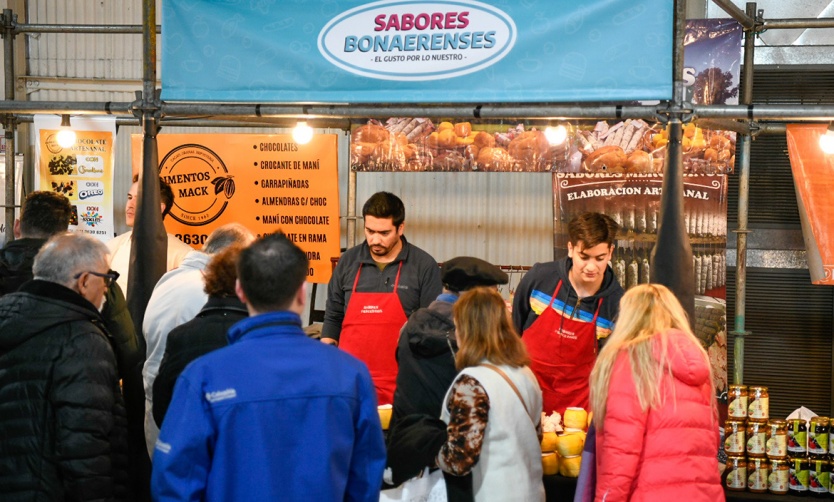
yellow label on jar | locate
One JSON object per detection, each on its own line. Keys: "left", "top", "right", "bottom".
{"left": 726, "top": 465, "right": 747, "bottom": 490}
{"left": 768, "top": 469, "right": 789, "bottom": 493}
{"left": 766, "top": 434, "right": 787, "bottom": 457}
{"left": 729, "top": 396, "right": 748, "bottom": 418}
{"left": 725, "top": 430, "right": 745, "bottom": 455}
{"left": 748, "top": 432, "right": 767, "bottom": 456}
{"left": 748, "top": 466, "right": 768, "bottom": 491}
{"left": 749, "top": 396, "right": 769, "bottom": 420}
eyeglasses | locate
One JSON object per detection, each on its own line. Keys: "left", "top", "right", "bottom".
{"left": 74, "top": 269, "right": 120, "bottom": 288}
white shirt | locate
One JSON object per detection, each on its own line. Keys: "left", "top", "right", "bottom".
{"left": 106, "top": 230, "right": 194, "bottom": 296}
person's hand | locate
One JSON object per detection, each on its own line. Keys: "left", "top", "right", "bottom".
{"left": 321, "top": 338, "right": 338, "bottom": 347}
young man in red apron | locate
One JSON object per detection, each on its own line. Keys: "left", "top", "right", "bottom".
{"left": 512, "top": 212, "right": 624, "bottom": 415}
{"left": 322, "top": 192, "right": 442, "bottom": 405}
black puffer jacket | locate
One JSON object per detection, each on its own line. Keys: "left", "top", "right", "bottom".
{"left": 0, "top": 280, "right": 128, "bottom": 501}
{"left": 152, "top": 296, "right": 248, "bottom": 427}
{"left": 391, "top": 294, "right": 459, "bottom": 427}
{"left": 0, "top": 237, "right": 47, "bottom": 295}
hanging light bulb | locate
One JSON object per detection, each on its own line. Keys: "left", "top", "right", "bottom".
{"left": 544, "top": 124, "right": 568, "bottom": 146}
{"left": 292, "top": 121, "right": 314, "bottom": 145}
{"left": 819, "top": 123, "right": 834, "bottom": 154}
{"left": 56, "top": 114, "right": 77, "bottom": 148}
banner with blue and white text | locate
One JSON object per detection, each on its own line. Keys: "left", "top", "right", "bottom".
{"left": 161, "top": 0, "right": 673, "bottom": 103}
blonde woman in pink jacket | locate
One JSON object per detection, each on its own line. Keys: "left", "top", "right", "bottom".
{"left": 589, "top": 284, "right": 722, "bottom": 501}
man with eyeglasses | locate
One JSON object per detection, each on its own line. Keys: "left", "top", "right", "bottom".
{"left": 0, "top": 232, "right": 129, "bottom": 500}
{"left": 0, "top": 190, "right": 149, "bottom": 499}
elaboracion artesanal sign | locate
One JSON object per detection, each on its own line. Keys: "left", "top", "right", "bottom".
{"left": 131, "top": 134, "right": 341, "bottom": 283}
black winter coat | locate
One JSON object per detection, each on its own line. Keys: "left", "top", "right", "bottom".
{"left": 0, "top": 237, "right": 47, "bottom": 295}
{"left": 0, "top": 280, "right": 128, "bottom": 501}
{"left": 152, "top": 296, "right": 248, "bottom": 427}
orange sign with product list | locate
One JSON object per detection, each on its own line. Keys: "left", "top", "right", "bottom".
{"left": 131, "top": 134, "right": 340, "bottom": 283}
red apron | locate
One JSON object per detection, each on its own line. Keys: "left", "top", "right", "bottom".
{"left": 339, "top": 262, "right": 406, "bottom": 405}
{"left": 522, "top": 280, "right": 602, "bottom": 415}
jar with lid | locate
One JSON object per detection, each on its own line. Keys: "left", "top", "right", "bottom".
{"left": 809, "top": 456, "right": 829, "bottom": 497}
{"left": 724, "top": 420, "right": 746, "bottom": 456}
{"left": 766, "top": 419, "right": 788, "bottom": 459}
{"left": 747, "top": 457, "right": 769, "bottom": 493}
{"left": 746, "top": 421, "right": 767, "bottom": 458}
{"left": 728, "top": 384, "right": 748, "bottom": 419}
{"left": 788, "top": 418, "right": 808, "bottom": 455}
{"left": 808, "top": 416, "right": 830, "bottom": 457}
{"left": 768, "top": 458, "right": 789, "bottom": 495}
{"left": 789, "top": 455, "right": 810, "bottom": 494}
{"left": 725, "top": 454, "right": 747, "bottom": 491}
{"left": 747, "top": 386, "right": 769, "bottom": 422}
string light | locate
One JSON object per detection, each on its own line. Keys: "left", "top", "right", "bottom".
{"left": 292, "top": 121, "right": 314, "bottom": 144}
{"left": 819, "top": 122, "right": 834, "bottom": 154}
{"left": 56, "top": 114, "right": 77, "bottom": 148}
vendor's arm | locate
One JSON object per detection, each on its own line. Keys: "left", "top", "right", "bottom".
{"left": 595, "top": 352, "right": 647, "bottom": 502}
{"left": 418, "top": 257, "right": 442, "bottom": 309}
{"left": 436, "top": 374, "right": 490, "bottom": 476}
{"left": 322, "top": 263, "right": 347, "bottom": 343}
{"left": 512, "top": 268, "right": 535, "bottom": 335}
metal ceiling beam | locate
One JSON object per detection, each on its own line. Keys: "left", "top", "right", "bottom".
{"left": 2, "top": 101, "right": 834, "bottom": 123}
{"left": 711, "top": 0, "right": 757, "bottom": 30}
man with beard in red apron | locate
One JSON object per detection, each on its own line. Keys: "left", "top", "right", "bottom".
{"left": 322, "top": 192, "right": 442, "bottom": 405}
{"left": 512, "top": 212, "right": 624, "bottom": 416}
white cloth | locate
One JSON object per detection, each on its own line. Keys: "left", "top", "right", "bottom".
{"left": 106, "top": 230, "right": 193, "bottom": 297}
{"left": 140, "top": 250, "right": 211, "bottom": 456}
{"left": 441, "top": 364, "right": 544, "bottom": 502}
{"left": 380, "top": 468, "right": 447, "bottom": 502}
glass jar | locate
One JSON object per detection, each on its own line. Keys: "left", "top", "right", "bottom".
{"left": 747, "top": 386, "right": 769, "bottom": 422}
{"left": 766, "top": 419, "right": 788, "bottom": 459}
{"left": 747, "top": 457, "right": 769, "bottom": 493}
{"left": 724, "top": 420, "right": 746, "bottom": 456}
{"left": 809, "top": 456, "right": 830, "bottom": 497}
{"left": 725, "top": 454, "right": 747, "bottom": 491}
{"left": 728, "top": 384, "right": 748, "bottom": 420}
{"left": 746, "top": 421, "right": 767, "bottom": 458}
{"left": 788, "top": 418, "right": 808, "bottom": 455}
{"left": 768, "top": 458, "right": 789, "bottom": 495}
{"left": 808, "top": 416, "right": 830, "bottom": 457}
{"left": 789, "top": 455, "right": 810, "bottom": 494}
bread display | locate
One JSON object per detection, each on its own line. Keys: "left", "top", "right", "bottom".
{"left": 350, "top": 119, "right": 565, "bottom": 172}
{"left": 350, "top": 117, "right": 736, "bottom": 174}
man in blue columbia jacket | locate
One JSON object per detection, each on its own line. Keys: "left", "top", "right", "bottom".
{"left": 151, "top": 233, "right": 386, "bottom": 501}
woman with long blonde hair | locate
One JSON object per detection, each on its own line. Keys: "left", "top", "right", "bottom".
{"left": 435, "top": 287, "right": 545, "bottom": 501}
{"left": 589, "top": 284, "right": 721, "bottom": 501}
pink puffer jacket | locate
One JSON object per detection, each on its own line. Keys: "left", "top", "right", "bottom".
{"left": 595, "top": 329, "right": 723, "bottom": 502}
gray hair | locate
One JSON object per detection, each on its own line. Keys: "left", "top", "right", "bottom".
{"left": 203, "top": 223, "right": 255, "bottom": 255}
{"left": 33, "top": 232, "right": 110, "bottom": 288}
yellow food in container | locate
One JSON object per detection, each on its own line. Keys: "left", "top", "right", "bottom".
{"left": 542, "top": 452, "right": 559, "bottom": 476}
{"left": 541, "top": 431, "right": 559, "bottom": 452}
{"left": 564, "top": 407, "right": 589, "bottom": 430}
{"left": 378, "top": 405, "right": 392, "bottom": 430}
{"left": 559, "top": 454, "right": 582, "bottom": 477}
{"left": 557, "top": 431, "right": 586, "bottom": 457}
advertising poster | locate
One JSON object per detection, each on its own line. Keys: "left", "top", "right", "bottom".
{"left": 553, "top": 172, "right": 729, "bottom": 402}
{"left": 33, "top": 115, "right": 116, "bottom": 242}
{"left": 786, "top": 124, "right": 834, "bottom": 285}
{"left": 161, "top": 0, "right": 673, "bottom": 103}
{"left": 131, "top": 134, "right": 340, "bottom": 283}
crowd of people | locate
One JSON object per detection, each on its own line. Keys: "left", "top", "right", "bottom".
{"left": 0, "top": 186, "right": 723, "bottom": 501}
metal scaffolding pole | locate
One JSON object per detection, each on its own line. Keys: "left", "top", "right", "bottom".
{"left": 2, "top": 9, "right": 16, "bottom": 245}
{"left": 732, "top": 2, "right": 760, "bottom": 386}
